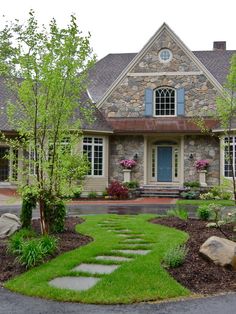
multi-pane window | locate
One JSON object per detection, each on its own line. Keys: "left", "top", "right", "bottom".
{"left": 155, "top": 87, "right": 176, "bottom": 116}
{"left": 224, "top": 137, "right": 234, "bottom": 177}
{"left": 83, "top": 137, "right": 104, "bottom": 176}
{"left": 174, "top": 148, "right": 178, "bottom": 178}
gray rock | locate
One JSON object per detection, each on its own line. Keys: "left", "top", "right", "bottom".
{"left": 199, "top": 236, "right": 236, "bottom": 269}
{"left": 0, "top": 213, "right": 21, "bottom": 239}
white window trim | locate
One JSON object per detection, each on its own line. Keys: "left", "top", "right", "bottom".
{"left": 223, "top": 136, "right": 236, "bottom": 178}
{"left": 153, "top": 87, "right": 177, "bottom": 117}
{"left": 83, "top": 136, "right": 105, "bottom": 178}
{"left": 159, "top": 48, "right": 173, "bottom": 63}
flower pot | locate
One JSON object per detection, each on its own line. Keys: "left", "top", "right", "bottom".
{"left": 198, "top": 170, "right": 207, "bottom": 187}
{"left": 122, "top": 169, "right": 131, "bottom": 183}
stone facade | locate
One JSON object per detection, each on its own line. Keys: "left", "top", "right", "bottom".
{"left": 109, "top": 135, "right": 144, "bottom": 184}
{"left": 184, "top": 135, "right": 220, "bottom": 186}
{"left": 100, "top": 31, "right": 219, "bottom": 118}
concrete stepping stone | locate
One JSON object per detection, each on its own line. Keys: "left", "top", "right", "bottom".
{"left": 123, "top": 238, "right": 144, "bottom": 242}
{"left": 117, "top": 234, "right": 130, "bottom": 237}
{"left": 114, "top": 229, "right": 131, "bottom": 233}
{"left": 95, "top": 255, "right": 133, "bottom": 262}
{"left": 73, "top": 263, "right": 119, "bottom": 274}
{"left": 112, "top": 249, "right": 151, "bottom": 255}
{"left": 49, "top": 276, "right": 100, "bottom": 291}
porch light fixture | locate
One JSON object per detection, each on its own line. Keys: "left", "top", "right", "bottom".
{"left": 133, "top": 153, "right": 138, "bottom": 160}
{"left": 189, "top": 153, "right": 194, "bottom": 160}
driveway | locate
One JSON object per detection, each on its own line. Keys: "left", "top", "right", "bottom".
{"left": 0, "top": 287, "right": 235, "bottom": 314}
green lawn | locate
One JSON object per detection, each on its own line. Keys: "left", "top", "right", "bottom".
{"left": 5, "top": 214, "right": 190, "bottom": 304}
{"left": 176, "top": 199, "right": 235, "bottom": 206}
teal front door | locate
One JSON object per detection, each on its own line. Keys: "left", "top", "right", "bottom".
{"left": 157, "top": 147, "right": 172, "bottom": 182}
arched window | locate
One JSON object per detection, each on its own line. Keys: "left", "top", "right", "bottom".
{"left": 155, "top": 87, "right": 176, "bottom": 116}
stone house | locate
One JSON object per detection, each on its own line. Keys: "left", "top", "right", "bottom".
{"left": 0, "top": 23, "right": 235, "bottom": 194}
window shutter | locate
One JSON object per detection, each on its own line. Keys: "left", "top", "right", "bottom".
{"left": 144, "top": 88, "right": 153, "bottom": 117}
{"left": 177, "top": 88, "right": 185, "bottom": 116}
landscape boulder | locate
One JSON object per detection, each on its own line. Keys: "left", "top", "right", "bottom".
{"left": 199, "top": 236, "right": 236, "bottom": 270}
{"left": 0, "top": 213, "right": 21, "bottom": 239}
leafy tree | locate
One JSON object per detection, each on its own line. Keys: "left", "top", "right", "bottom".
{"left": 0, "top": 11, "right": 95, "bottom": 233}
{"left": 194, "top": 54, "right": 236, "bottom": 203}
{"left": 216, "top": 54, "right": 236, "bottom": 202}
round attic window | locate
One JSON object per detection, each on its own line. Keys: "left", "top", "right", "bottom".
{"left": 159, "top": 49, "right": 172, "bottom": 63}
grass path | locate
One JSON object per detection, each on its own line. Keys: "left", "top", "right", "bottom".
{"left": 5, "top": 214, "right": 190, "bottom": 304}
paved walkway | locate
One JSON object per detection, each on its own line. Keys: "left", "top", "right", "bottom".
{"left": 0, "top": 287, "right": 235, "bottom": 314}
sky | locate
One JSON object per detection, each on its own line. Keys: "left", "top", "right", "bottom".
{"left": 0, "top": 0, "right": 235, "bottom": 60}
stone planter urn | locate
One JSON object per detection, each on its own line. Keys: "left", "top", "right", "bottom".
{"left": 123, "top": 169, "right": 131, "bottom": 183}
{"left": 198, "top": 170, "right": 207, "bottom": 187}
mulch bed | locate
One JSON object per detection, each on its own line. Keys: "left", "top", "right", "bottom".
{"left": 0, "top": 217, "right": 92, "bottom": 283}
{"left": 151, "top": 217, "right": 236, "bottom": 295}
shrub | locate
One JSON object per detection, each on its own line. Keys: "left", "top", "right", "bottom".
{"left": 123, "top": 180, "right": 140, "bottom": 189}
{"left": 210, "top": 185, "right": 232, "bottom": 200}
{"left": 88, "top": 191, "right": 98, "bottom": 199}
{"left": 197, "top": 205, "right": 211, "bottom": 220}
{"left": 166, "top": 208, "right": 189, "bottom": 220}
{"left": 199, "top": 192, "right": 215, "bottom": 200}
{"left": 107, "top": 181, "right": 129, "bottom": 199}
{"left": 163, "top": 244, "right": 188, "bottom": 268}
{"left": 7, "top": 228, "right": 36, "bottom": 255}
{"left": 45, "top": 196, "right": 67, "bottom": 233}
{"left": 184, "top": 181, "right": 200, "bottom": 188}
{"left": 73, "top": 187, "right": 82, "bottom": 199}
{"left": 17, "top": 239, "right": 44, "bottom": 268}
{"left": 195, "top": 159, "right": 209, "bottom": 171}
{"left": 20, "top": 186, "right": 38, "bottom": 229}
{"left": 102, "top": 190, "right": 108, "bottom": 197}
{"left": 180, "top": 190, "right": 199, "bottom": 199}
{"left": 40, "top": 235, "right": 58, "bottom": 255}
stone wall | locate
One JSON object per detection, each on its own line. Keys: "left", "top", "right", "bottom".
{"left": 109, "top": 135, "right": 144, "bottom": 184}
{"left": 101, "top": 31, "right": 218, "bottom": 118}
{"left": 184, "top": 135, "right": 220, "bottom": 186}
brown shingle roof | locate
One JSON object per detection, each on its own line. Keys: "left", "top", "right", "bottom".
{"left": 108, "top": 117, "right": 218, "bottom": 134}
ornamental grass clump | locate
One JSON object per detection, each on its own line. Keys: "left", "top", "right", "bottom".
{"left": 163, "top": 244, "right": 188, "bottom": 268}
{"left": 119, "top": 159, "right": 137, "bottom": 169}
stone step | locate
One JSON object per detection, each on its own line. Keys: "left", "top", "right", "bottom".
{"left": 49, "top": 276, "right": 100, "bottom": 291}
{"left": 73, "top": 263, "right": 119, "bottom": 275}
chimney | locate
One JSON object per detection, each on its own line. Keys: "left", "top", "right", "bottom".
{"left": 213, "top": 41, "right": 226, "bottom": 51}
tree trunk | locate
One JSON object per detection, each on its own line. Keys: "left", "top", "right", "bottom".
{"left": 39, "top": 197, "right": 48, "bottom": 235}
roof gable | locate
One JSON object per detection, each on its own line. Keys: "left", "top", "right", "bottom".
{"left": 97, "top": 23, "right": 223, "bottom": 109}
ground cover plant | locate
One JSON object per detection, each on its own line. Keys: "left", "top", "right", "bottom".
{"left": 5, "top": 214, "right": 189, "bottom": 304}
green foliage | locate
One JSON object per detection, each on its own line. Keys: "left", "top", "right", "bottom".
{"left": 102, "top": 190, "right": 108, "bottom": 197}
{"left": 180, "top": 190, "right": 199, "bottom": 199}
{"left": 184, "top": 181, "right": 200, "bottom": 188}
{"left": 166, "top": 208, "right": 189, "bottom": 221}
{"left": 20, "top": 186, "right": 38, "bottom": 229}
{"left": 163, "top": 244, "right": 188, "bottom": 268}
{"left": 7, "top": 229, "right": 36, "bottom": 255}
{"left": 208, "top": 203, "right": 224, "bottom": 222}
{"left": 9, "top": 230, "right": 58, "bottom": 268}
{"left": 197, "top": 205, "right": 211, "bottom": 220}
{"left": 17, "top": 239, "right": 44, "bottom": 268}
{"left": 210, "top": 185, "right": 232, "bottom": 200}
{"left": 45, "top": 196, "right": 67, "bottom": 233}
{"left": 0, "top": 11, "right": 95, "bottom": 234}
{"left": 39, "top": 235, "right": 58, "bottom": 255}
{"left": 88, "top": 191, "right": 98, "bottom": 199}
{"left": 123, "top": 180, "right": 140, "bottom": 189}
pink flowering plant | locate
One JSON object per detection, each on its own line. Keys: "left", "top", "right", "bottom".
{"left": 119, "top": 159, "right": 137, "bottom": 169}
{"left": 195, "top": 159, "right": 209, "bottom": 171}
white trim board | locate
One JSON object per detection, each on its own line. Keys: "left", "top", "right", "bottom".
{"left": 127, "top": 71, "right": 203, "bottom": 77}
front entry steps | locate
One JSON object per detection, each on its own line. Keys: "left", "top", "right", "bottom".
{"left": 139, "top": 185, "right": 180, "bottom": 198}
